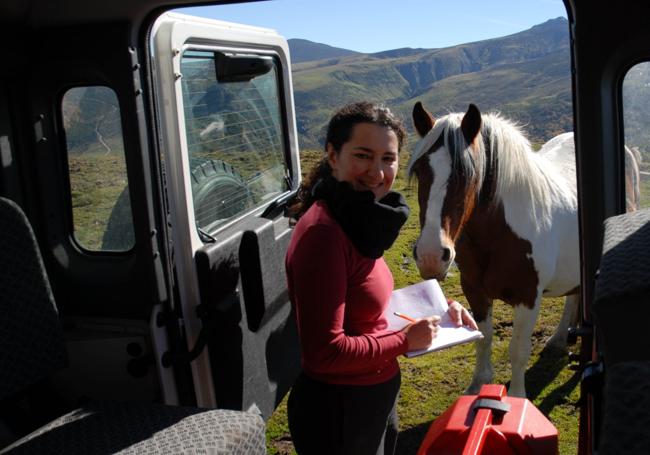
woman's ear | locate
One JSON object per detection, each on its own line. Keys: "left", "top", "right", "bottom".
{"left": 326, "top": 143, "right": 338, "bottom": 171}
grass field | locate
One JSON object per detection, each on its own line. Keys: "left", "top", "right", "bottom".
{"left": 68, "top": 149, "right": 130, "bottom": 250}
{"left": 267, "top": 149, "right": 582, "bottom": 454}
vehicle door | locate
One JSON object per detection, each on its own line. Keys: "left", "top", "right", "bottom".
{"left": 151, "top": 12, "right": 301, "bottom": 418}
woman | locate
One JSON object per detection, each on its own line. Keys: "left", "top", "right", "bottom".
{"left": 285, "top": 102, "right": 476, "bottom": 455}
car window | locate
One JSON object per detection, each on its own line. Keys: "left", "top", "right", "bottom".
{"left": 61, "top": 86, "right": 135, "bottom": 251}
{"left": 623, "top": 62, "right": 650, "bottom": 211}
{"left": 180, "top": 49, "right": 289, "bottom": 233}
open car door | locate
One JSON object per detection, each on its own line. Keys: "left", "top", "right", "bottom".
{"left": 151, "top": 12, "right": 301, "bottom": 417}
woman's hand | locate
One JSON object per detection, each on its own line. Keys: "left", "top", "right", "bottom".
{"left": 447, "top": 299, "right": 479, "bottom": 330}
{"left": 403, "top": 316, "right": 440, "bottom": 351}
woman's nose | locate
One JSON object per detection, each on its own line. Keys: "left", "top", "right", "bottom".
{"left": 367, "top": 159, "right": 384, "bottom": 178}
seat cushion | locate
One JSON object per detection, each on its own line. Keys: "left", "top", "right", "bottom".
{"left": 1, "top": 400, "right": 265, "bottom": 454}
{"left": 0, "top": 197, "right": 66, "bottom": 401}
{"left": 594, "top": 209, "right": 650, "bottom": 365}
{"left": 599, "top": 361, "right": 650, "bottom": 455}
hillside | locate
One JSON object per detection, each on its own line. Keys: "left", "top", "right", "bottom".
{"left": 287, "top": 38, "right": 361, "bottom": 64}
{"left": 392, "top": 48, "right": 572, "bottom": 142}
{"left": 292, "top": 17, "right": 572, "bottom": 149}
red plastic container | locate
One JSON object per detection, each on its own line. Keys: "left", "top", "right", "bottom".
{"left": 417, "top": 384, "right": 558, "bottom": 455}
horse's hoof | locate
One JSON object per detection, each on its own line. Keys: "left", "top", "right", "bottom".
{"left": 506, "top": 380, "right": 526, "bottom": 397}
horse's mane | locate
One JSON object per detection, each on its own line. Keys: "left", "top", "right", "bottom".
{"left": 408, "top": 112, "right": 574, "bottom": 229}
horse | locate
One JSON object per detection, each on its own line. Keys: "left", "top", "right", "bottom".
{"left": 408, "top": 102, "right": 587, "bottom": 397}
{"left": 625, "top": 145, "right": 642, "bottom": 211}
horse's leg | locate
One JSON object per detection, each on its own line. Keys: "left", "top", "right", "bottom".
{"left": 465, "top": 304, "right": 494, "bottom": 395}
{"left": 544, "top": 293, "right": 579, "bottom": 350}
{"left": 509, "top": 299, "right": 541, "bottom": 397}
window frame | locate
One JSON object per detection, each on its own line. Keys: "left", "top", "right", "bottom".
{"left": 178, "top": 45, "right": 292, "bottom": 235}
{"left": 59, "top": 84, "right": 136, "bottom": 255}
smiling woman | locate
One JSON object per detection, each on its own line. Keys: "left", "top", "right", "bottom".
{"left": 283, "top": 101, "right": 477, "bottom": 454}
{"left": 286, "top": 102, "right": 412, "bottom": 454}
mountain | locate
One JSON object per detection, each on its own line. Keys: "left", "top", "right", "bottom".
{"left": 291, "top": 17, "right": 572, "bottom": 149}
{"left": 287, "top": 38, "right": 361, "bottom": 64}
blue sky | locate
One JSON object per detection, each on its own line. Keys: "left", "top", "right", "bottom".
{"left": 180, "top": 0, "right": 567, "bottom": 53}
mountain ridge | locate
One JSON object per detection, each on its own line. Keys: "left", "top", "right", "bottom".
{"left": 287, "top": 38, "right": 361, "bottom": 64}
{"left": 290, "top": 17, "right": 572, "bottom": 149}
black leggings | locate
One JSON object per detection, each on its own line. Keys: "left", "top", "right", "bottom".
{"left": 287, "top": 371, "right": 401, "bottom": 455}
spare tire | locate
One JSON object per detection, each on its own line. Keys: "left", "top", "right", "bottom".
{"left": 102, "top": 159, "right": 251, "bottom": 250}
{"left": 190, "top": 159, "right": 253, "bottom": 230}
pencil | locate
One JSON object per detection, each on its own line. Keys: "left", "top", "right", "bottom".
{"left": 393, "top": 311, "right": 417, "bottom": 323}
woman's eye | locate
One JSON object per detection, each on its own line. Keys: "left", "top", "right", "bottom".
{"left": 354, "top": 153, "right": 371, "bottom": 159}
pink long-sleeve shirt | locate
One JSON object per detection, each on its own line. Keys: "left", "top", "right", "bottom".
{"left": 286, "top": 200, "right": 409, "bottom": 385}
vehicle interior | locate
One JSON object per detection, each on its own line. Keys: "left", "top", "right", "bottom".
{"left": 1, "top": 0, "right": 650, "bottom": 454}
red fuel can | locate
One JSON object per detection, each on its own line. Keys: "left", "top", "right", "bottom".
{"left": 417, "top": 384, "right": 558, "bottom": 455}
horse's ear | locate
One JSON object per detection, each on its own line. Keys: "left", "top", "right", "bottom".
{"left": 413, "top": 101, "right": 436, "bottom": 137}
{"left": 461, "top": 103, "right": 482, "bottom": 145}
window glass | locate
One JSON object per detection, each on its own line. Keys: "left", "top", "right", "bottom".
{"left": 62, "top": 86, "right": 135, "bottom": 251}
{"left": 180, "top": 50, "right": 288, "bottom": 232}
{"left": 623, "top": 62, "right": 650, "bottom": 211}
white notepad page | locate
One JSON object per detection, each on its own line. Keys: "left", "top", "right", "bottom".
{"left": 385, "top": 279, "right": 483, "bottom": 358}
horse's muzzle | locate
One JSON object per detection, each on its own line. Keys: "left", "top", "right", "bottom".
{"left": 415, "top": 255, "right": 452, "bottom": 281}
{"left": 417, "top": 266, "right": 450, "bottom": 281}
{"left": 414, "top": 242, "right": 455, "bottom": 281}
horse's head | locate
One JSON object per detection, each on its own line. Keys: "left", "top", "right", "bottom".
{"left": 409, "top": 102, "right": 483, "bottom": 280}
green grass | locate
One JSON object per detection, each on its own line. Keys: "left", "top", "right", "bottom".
{"left": 267, "top": 150, "right": 581, "bottom": 454}
{"left": 68, "top": 149, "right": 130, "bottom": 250}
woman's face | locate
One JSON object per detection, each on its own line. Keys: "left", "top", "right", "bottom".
{"left": 327, "top": 122, "right": 399, "bottom": 200}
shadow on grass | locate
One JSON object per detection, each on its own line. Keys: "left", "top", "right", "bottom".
{"left": 524, "top": 346, "right": 581, "bottom": 415}
{"left": 535, "top": 370, "right": 581, "bottom": 417}
{"left": 396, "top": 420, "right": 433, "bottom": 455}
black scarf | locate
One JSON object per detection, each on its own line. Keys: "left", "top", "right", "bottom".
{"left": 312, "top": 176, "right": 410, "bottom": 259}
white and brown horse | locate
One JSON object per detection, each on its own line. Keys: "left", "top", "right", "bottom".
{"left": 408, "top": 102, "right": 640, "bottom": 398}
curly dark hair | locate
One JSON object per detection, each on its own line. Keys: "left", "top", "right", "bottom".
{"left": 289, "top": 101, "right": 407, "bottom": 220}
